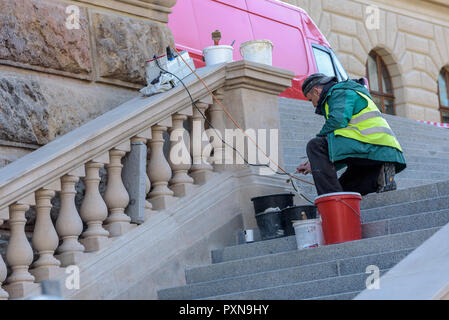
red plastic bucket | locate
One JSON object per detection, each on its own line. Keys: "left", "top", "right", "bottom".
{"left": 314, "top": 192, "right": 362, "bottom": 245}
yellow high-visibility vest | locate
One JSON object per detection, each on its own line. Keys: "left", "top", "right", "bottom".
{"left": 325, "top": 91, "right": 403, "bottom": 152}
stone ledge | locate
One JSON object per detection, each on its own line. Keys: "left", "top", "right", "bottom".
{"left": 76, "top": 0, "right": 177, "bottom": 23}
{"left": 225, "top": 60, "right": 295, "bottom": 95}
{"left": 0, "top": 64, "right": 226, "bottom": 212}
{"left": 0, "top": 140, "right": 40, "bottom": 150}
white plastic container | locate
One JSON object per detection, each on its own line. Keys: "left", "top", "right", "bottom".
{"left": 239, "top": 39, "right": 273, "bottom": 65}
{"left": 203, "top": 45, "right": 233, "bottom": 66}
{"left": 293, "top": 218, "right": 324, "bottom": 250}
{"left": 244, "top": 229, "right": 255, "bottom": 243}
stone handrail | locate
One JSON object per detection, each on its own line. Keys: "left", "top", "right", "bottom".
{"left": 0, "top": 64, "right": 225, "bottom": 212}
{"left": 0, "top": 60, "right": 294, "bottom": 299}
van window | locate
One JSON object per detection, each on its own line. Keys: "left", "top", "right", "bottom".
{"left": 331, "top": 51, "right": 348, "bottom": 81}
{"left": 312, "top": 47, "right": 336, "bottom": 77}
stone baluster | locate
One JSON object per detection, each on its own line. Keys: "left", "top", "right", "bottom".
{"left": 31, "top": 180, "right": 63, "bottom": 282}
{"left": 0, "top": 218, "right": 8, "bottom": 300}
{"left": 55, "top": 166, "right": 86, "bottom": 267}
{"left": 208, "top": 89, "right": 230, "bottom": 166}
{"left": 147, "top": 118, "right": 176, "bottom": 210}
{"left": 169, "top": 107, "right": 197, "bottom": 197}
{"left": 104, "top": 141, "right": 136, "bottom": 237}
{"left": 5, "top": 194, "right": 39, "bottom": 298}
{"left": 190, "top": 98, "right": 214, "bottom": 185}
{"left": 79, "top": 153, "right": 110, "bottom": 252}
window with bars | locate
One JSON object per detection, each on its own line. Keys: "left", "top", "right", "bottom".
{"left": 366, "top": 51, "right": 395, "bottom": 115}
{"left": 438, "top": 69, "right": 449, "bottom": 124}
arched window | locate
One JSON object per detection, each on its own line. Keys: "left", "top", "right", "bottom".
{"left": 366, "top": 51, "right": 395, "bottom": 115}
{"left": 438, "top": 68, "right": 449, "bottom": 123}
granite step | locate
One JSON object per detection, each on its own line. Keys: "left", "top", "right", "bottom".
{"left": 183, "top": 227, "right": 438, "bottom": 284}
{"left": 211, "top": 208, "right": 449, "bottom": 265}
{"left": 201, "top": 270, "right": 389, "bottom": 300}
{"left": 158, "top": 249, "right": 410, "bottom": 300}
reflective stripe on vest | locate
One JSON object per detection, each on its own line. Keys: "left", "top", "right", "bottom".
{"left": 324, "top": 90, "right": 403, "bottom": 152}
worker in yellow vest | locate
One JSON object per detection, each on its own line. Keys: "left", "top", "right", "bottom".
{"left": 296, "top": 73, "right": 406, "bottom": 196}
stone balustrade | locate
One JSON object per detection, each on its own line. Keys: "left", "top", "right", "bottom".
{"left": 0, "top": 61, "right": 294, "bottom": 299}
{"left": 0, "top": 106, "right": 220, "bottom": 298}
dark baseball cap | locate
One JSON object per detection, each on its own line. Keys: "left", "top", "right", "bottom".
{"left": 302, "top": 73, "right": 338, "bottom": 96}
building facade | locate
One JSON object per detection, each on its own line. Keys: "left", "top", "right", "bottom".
{"left": 1, "top": 0, "right": 449, "bottom": 169}
{"left": 0, "top": 0, "right": 176, "bottom": 167}
{"left": 282, "top": 0, "right": 449, "bottom": 123}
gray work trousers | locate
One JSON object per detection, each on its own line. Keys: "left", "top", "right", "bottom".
{"left": 306, "top": 137, "right": 383, "bottom": 196}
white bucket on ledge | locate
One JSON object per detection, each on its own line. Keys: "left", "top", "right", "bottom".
{"left": 203, "top": 45, "right": 234, "bottom": 66}
{"left": 239, "top": 39, "right": 273, "bottom": 66}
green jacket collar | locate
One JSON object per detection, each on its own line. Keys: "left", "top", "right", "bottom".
{"left": 318, "top": 79, "right": 372, "bottom": 114}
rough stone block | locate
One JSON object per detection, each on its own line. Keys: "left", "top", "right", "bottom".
{"left": 0, "top": 0, "right": 91, "bottom": 75}
{"left": 0, "top": 76, "right": 50, "bottom": 145}
{"left": 0, "top": 71, "right": 138, "bottom": 146}
{"left": 92, "top": 12, "right": 175, "bottom": 85}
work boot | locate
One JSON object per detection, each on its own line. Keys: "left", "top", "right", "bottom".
{"left": 377, "top": 163, "right": 397, "bottom": 193}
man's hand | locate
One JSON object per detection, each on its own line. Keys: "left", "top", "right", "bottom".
{"left": 296, "top": 161, "right": 312, "bottom": 175}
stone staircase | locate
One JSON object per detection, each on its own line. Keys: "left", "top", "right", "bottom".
{"left": 278, "top": 97, "right": 449, "bottom": 198}
{"left": 157, "top": 97, "right": 449, "bottom": 300}
{"left": 2, "top": 60, "right": 449, "bottom": 300}
{"left": 0, "top": 61, "right": 297, "bottom": 300}
{"left": 157, "top": 180, "right": 449, "bottom": 300}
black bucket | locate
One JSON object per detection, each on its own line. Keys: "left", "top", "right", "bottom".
{"left": 255, "top": 210, "right": 285, "bottom": 240}
{"left": 250, "top": 193, "right": 295, "bottom": 214}
{"left": 281, "top": 205, "right": 317, "bottom": 236}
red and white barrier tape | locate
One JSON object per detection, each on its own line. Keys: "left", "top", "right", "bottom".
{"left": 417, "top": 120, "right": 449, "bottom": 129}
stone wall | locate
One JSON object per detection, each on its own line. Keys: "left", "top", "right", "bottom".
{"left": 282, "top": 0, "right": 449, "bottom": 122}
{"left": 0, "top": 0, "right": 176, "bottom": 167}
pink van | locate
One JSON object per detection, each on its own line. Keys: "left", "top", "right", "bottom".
{"left": 168, "top": 0, "right": 349, "bottom": 100}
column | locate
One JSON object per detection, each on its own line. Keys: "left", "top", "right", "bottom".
{"left": 208, "top": 89, "right": 232, "bottom": 167}
{"left": 5, "top": 194, "right": 39, "bottom": 299}
{"left": 79, "top": 155, "right": 110, "bottom": 252}
{"left": 31, "top": 185, "right": 63, "bottom": 282}
{"left": 168, "top": 112, "right": 196, "bottom": 197}
{"left": 147, "top": 121, "right": 175, "bottom": 210}
{"left": 55, "top": 166, "right": 86, "bottom": 267}
{"left": 189, "top": 100, "right": 214, "bottom": 185}
{"left": 104, "top": 142, "right": 135, "bottom": 237}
